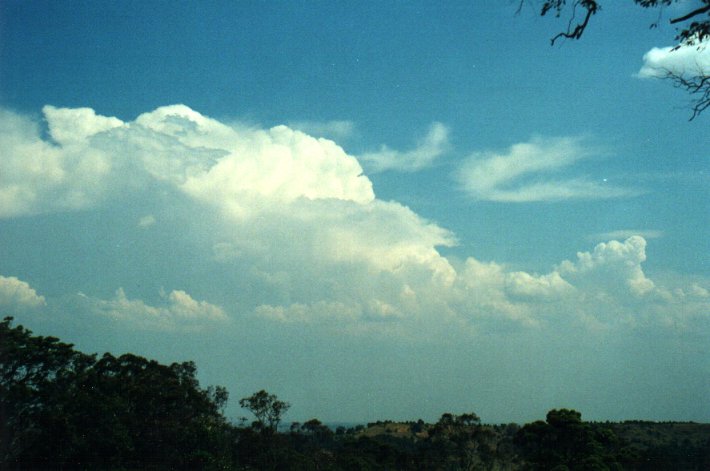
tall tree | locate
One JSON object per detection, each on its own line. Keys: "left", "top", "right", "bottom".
{"left": 1, "top": 317, "right": 232, "bottom": 470}
{"left": 239, "top": 389, "right": 290, "bottom": 433}
{"left": 516, "top": 408, "right": 632, "bottom": 469}
{"left": 0, "top": 317, "right": 94, "bottom": 467}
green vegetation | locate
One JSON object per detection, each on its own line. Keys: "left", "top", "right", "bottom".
{"left": 2, "top": 317, "right": 709, "bottom": 470}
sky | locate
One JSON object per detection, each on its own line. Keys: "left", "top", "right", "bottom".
{"left": 1, "top": 0, "right": 709, "bottom": 425}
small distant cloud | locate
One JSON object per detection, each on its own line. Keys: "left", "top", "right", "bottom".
{"left": 43, "top": 105, "right": 124, "bottom": 145}
{"left": 138, "top": 215, "right": 156, "bottom": 227}
{"left": 558, "top": 236, "right": 655, "bottom": 297}
{"left": 0, "top": 275, "right": 46, "bottom": 310}
{"left": 255, "top": 301, "right": 362, "bottom": 324}
{"left": 162, "top": 289, "right": 226, "bottom": 321}
{"left": 82, "top": 288, "right": 227, "bottom": 330}
{"left": 288, "top": 120, "right": 356, "bottom": 141}
{"left": 636, "top": 39, "right": 709, "bottom": 79}
{"left": 456, "top": 136, "right": 642, "bottom": 202}
{"left": 359, "top": 122, "right": 450, "bottom": 173}
{"left": 589, "top": 230, "right": 664, "bottom": 242}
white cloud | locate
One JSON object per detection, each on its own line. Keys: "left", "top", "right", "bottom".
{"left": 288, "top": 120, "right": 356, "bottom": 140}
{"left": 637, "top": 39, "right": 709, "bottom": 79}
{"left": 82, "top": 288, "right": 226, "bottom": 330}
{"left": 255, "top": 301, "right": 363, "bottom": 323}
{"left": 0, "top": 105, "right": 373, "bottom": 219}
{"left": 0, "top": 104, "right": 457, "bottom": 327}
{"left": 138, "top": 214, "right": 156, "bottom": 227}
{"left": 0, "top": 275, "right": 46, "bottom": 310}
{"left": 448, "top": 257, "right": 578, "bottom": 329}
{"left": 446, "top": 236, "right": 707, "bottom": 330}
{"left": 0, "top": 108, "right": 106, "bottom": 217}
{"left": 314, "top": 199, "right": 456, "bottom": 278}
{"left": 246, "top": 234, "right": 701, "bottom": 332}
{"left": 589, "top": 229, "right": 664, "bottom": 242}
{"left": 163, "top": 289, "right": 227, "bottom": 320}
{"left": 456, "top": 136, "right": 642, "bottom": 202}
{"left": 689, "top": 283, "right": 709, "bottom": 298}
{"left": 179, "top": 124, "right": 374, "bottom": 217}
{"left": 2, "top": 105, "right": 708, "bottom": 336}
{"left": 452, "top": 257, "right": 534, "bottom": 326}
{"left": 558, "top": 236, "right": 655, "bottom": 296}
{"left": 359, "top": 122, "right": 449, "bottom": 172}
{"left": 506, "top": 271, "right": 574, "bottom": 300}
{"left": 43, "top": 105, "right": 125, "bottom": 145}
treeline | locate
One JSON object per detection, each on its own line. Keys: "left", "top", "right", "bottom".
{"left": 1, "top": 317, "right": 232, "bottom": 469}
{"left": 2, "top": 317, "right": 709, "bottom": 470}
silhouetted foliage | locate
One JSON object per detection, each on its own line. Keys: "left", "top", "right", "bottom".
{"left": 515, "top": 408, "right": 637, "bottom": 470}
{"left": 1, "top": 317, "right": 93, "bottom": 468}
{"left": 524, "top": 1, "right": 709, "bottom": 45}
{"left": 521, "top": 0, "right": 710, "bottom": 119}
{"left": 239, "top": 389, "right": 290, "bottom": 433}
{"left": 3, "top": 317, "right": 709, "bottom": 470}
{"left": 1, "top": 317, "right": 231, "bottom": 470}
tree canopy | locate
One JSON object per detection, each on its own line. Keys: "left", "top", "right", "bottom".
{"left": 515, "top": 408, "right": 636, "bottom": 469}
{"left": 3, "top": 317, "right": 708, "bottom": 469}
{"left": 239, "top": 389, "right": 291, "bottom": 433}
{"left": 1, "top": 317, "right": 232, "bottom": 470}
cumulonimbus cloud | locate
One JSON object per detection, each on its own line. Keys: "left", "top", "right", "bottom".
{"left": 359, "top": 122, "right": 449, "bottom": 172}
{"left": 455, "top": 136, "right": 642, "bottom": 202}
{"left": 0, "top": 105, "right": 374, "bottom": 218}
{"left": 1, "top": 105, "right": 706, "bottom": 335}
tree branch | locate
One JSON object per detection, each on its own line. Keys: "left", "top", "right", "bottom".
{"left": 542, "top": 1, "right": 600, "bottom": 45}
{"left": 660, "top": 69, "right": 710, "bottom": 120}
{"left": 670, "top": 4, "right": 710, "bottom": 25}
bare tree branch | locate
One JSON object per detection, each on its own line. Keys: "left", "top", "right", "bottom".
{"left": 662, "top": 70, "right": 710, "bottom": 120}
{"left": 538, "top": 1, "right": 601, "bottom": 45}
{"left": 670, "top": 4, "right": 710, "bottom": 25}
{"left": 550, "top": 4, "right": 596, "bottom": 45}
{"left": 528, "top": 0, "right": 710, "bottom": 118}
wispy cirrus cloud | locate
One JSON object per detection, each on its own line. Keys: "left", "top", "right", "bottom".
{"left": 455, "top": 136, "right": 642, "bottom": 202}
{"left": 359, "top": 122, "right": 449, "bottom": 173}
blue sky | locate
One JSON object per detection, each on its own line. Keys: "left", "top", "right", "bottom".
{"left": 1, "top": 0, "right": 709, "bottom": 424}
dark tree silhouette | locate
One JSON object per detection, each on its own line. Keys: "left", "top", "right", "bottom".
{"left": 521, "top": 0, "right": 710, "bottom": 119}
{"left": 0, "top": 317, "right": 232, "bottom": 470}
{"left": 4, "top": 317, "right": 708, "bottom": 469}
{"left": 239, "top": 389, "right": 290, "bottom": 433}
{"left": 515, "top": 408, "right": 634, "bottom": 469}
